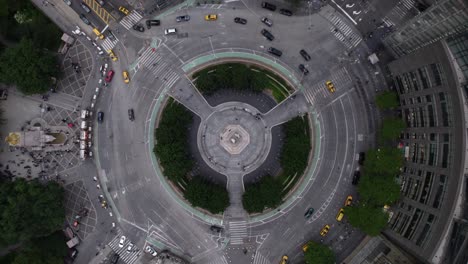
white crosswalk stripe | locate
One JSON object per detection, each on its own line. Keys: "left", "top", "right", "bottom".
{"left": 253, "top": 252, "right": 270, "bottom": 264}
{"left": 229, "top": 220, "right": 247, "bottom": 245}
{"left": 325, "top": 14, "right": 362, "bottom": 50}
{"left": 302, "top": 67, "right": 352, "bottom": 105}
{"left": 120, "top": 10, "right": 143, "bottom": 30}
{"left": 381, "top": 0, "right": 415, "bottom": 28}
{"left": 101, "top": 38, "right": 118, "bottom": 52}
{"left": 108, "top": 231, "right": 141, "bottom": 264}
{"left": 196, "top": 4, "right": 226, "bottom": 9}
{"left": 204, "top": 255, "right": 229, "bottom": 264}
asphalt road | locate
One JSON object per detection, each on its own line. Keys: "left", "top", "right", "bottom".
{"left": 33, "top": 0, "right": 393, "bottom": 263}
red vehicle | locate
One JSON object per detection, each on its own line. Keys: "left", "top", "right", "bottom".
{"left": 105, "top": 70, "right": 115, "bottom": 82}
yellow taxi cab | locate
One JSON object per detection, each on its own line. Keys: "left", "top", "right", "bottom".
{"left": 108, "top": 50, "right": 118, "bottom": 61}
{"left": 345, "top": 195, "right": 353, "bottom": 206}
{"left": 280, "top": 255, "right": 288, "bottom": 264}
{"left": 205, "top": 14, "right": 218, "bottom": 21}
{"left": 119, "top": 6, "right": 130, "bottom": 15}
{"left": 320, "top": 224, "right": 330, "bottom": 237}
{"left": 93, "top": 28, "right": 105, "bottom": 40}
{"left": 122, "top": 71, "right": 130, "bottom": 83}
{"left": 325, "top": 80, "right": 336, "bottom": 93}
{"left": 336, "top": 208, "right": 345, "bottom": 222}
{"left": 302, "top": 243, "right": 309, "bottom": 252}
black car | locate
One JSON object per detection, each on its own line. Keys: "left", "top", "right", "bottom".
{"left": 234, "top": 17, "right": 247, "bottom": 24}
{"left": 128, "top": 109, "right": 135, "bottom": 121}
{"left": 299, "top": 64, "right": 309, "bottom": 75}
{"left": 304, "top": 207, "right": 315, "bottom": 219}
{"left": 106, "top": 30, "right": 116, "bottom": 41}
{"left": 352, "top": 171, "right": 361, "bottom": 185}
{"left": 261, "top": 2, "right": 276, "bottom": 11}
{"left": 79, "top": 14, "right": 90, "bottom": 25}
{"left": 300, "top": 49, "right": 311, "bottom": 61}
{"left": 110, "top": 253, "right": 119, "bottom": 264}
{"left": 97, "top": 112, "right": 104, "bottom": 123}
{"left": 358, "top": 152, "right": 365, "bottom": 165}
{"left": 279, "top": 8, "right": 293, "bottom": 16}
{"left": 176, "top": 15, "right": 190, "bottom": 22}
{"left": 261, "top": 29, "right": 274, "bottom": 41}
{"left": 146, "top": 19, "right": 160, "bottom": 29}
{"left": 210, "top": 225, "right": 223, "bottom": 233}
{"left": 267, "top": 47, "right": 282, "bottom": 57}
{"left": 132, "top": 24, "right": 145, "bottom": 32}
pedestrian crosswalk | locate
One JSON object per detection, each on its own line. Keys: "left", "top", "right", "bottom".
{"left": 195, "top": 4, "right": 226, "bottom": 9}
{"left": 108, "top": 231, "right": 141, "bottom": 264}
{"left": 302, "top": 67, "right": 352, "bottom": 105}
{"left": 324, "top": 13, "right": 362, "bottom": 50}
{"left": 204, "top": 255, "right": 229, "bottom": 264}
{"left": 120, "top": 10, "right": 143, "bottom": 30}
{"left": 382, "top": 0, "right": 416, "bottom": 27}
{"left": 101, "top": 38, "right": 119, "bottom": 52}
{"left": 228, "top": 220, "right": 247, "bottom": 245}
{"left": 252, "top": 252, "right": 270, "bottom": 264}
{"left": 133, "top": 46, "right": 181, "bottom": 87}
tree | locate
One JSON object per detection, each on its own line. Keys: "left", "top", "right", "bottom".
{"left": 280, "top": 116, "right": 311, "bottom": 176}
{"left": 379, "top": 117, "right": 406, "bottom": 143}
{"left": 0, "top": 179, "right": 65, "bottom": 244}
{"left": 243, "top": 176, "right": 283, "bottom": 213}
{"left": 0, "top": 38, "right": 57, "bottom": 95}
{"left": 358, "top": 174, "right": 401, "bottom": 206}
{"left": 12, "top": 231, "right": 67, "bottom": 264}
{"left": 376, "top": 91, "right": 399, "bottom": 110}
{"left": 304, "top": 241, "right": 335, "bottom": 264}
{"left": 363, "top": 147, "right": 404, "bottom": 177}
{"left": 346, "top": 204, "right": 389, "bottom": 236}
{"left": 184, "top": 177, "right": 229, "bottom": 214}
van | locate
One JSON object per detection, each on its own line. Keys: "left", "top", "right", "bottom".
{"left": 336, "top": 208, "right": 345, "bottom": 221}
{"left": 164, "top": 28, "right": 177, "bottom": 35}
{"left": 93, "top": 28, "right": 104, "bottom": 40}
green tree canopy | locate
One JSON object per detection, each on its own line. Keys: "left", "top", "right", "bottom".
{"left": 243, "top": 176, "right": 283, "bottom": 213}
{"left": 12, "top": 231, "right": 67, "bottom": 264}
{"left": 304, "top": 241, "right": 335, "bottom": 264}
{"left": 346, "top": 204, "right": 389, "bottom": 236}
{"left": 0, "top": 179, "right": 65, "bottom": 244}
{"left": 358, "top": 173, "right": 401, "bottom": 206}
{"left": 280, "top": 116, "right": 311, "bottom": 177}
{"left": 183, "top": 177, "right": 229, "bottom": 214}
{"left": 375, "top": 91, "right": 399, "bottom": 110}
{"left": 155, "top": 99, "right": 193, "bottom": 182}
{"left": 379, "top": 117, "right": 406, "bottom": 143}
{"left": 0, "top": 38, "right": 57, "bottom": 95}
{"left": 363, "top": 147, "right": 404, "bottom": 177}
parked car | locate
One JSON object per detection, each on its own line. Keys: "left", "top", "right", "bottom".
{"left": 261, "top": 2, "right": 276, "bottom": 11}
{"left": 352, "top": 170, "right": 361, "bottom": 185}
{"left": 146, "top": 19, "right": 160, "bottom": 29}
{"left": 261, "top": 17, "right": 273, "bottom": 27}
{"left": 345, "top": 195, "right": 353, "bottom": 206}
{"left": 210, "top": 225, "right": 223, "bottom": 233}
{"left": 176, "top": 15, "right": 190, "bottom": 22}
{"left": 300, "top": 49, "right": 311, "bottom": 61}
{"left": 234, "top": 17, "right": 247, "bottom": 24}
{"left": 267, "top": 47, "right": 282, "bottom": 57}
{"left": 299, "top": 64, "right": 309, "bottom": 75}
{"left": 279, "top": 8, "right": 293, "bottom": 16}
{"left": 81, "top": 3, "right": 91, "bottom": 13}
{"left": 105, "top": 70, "right": 115, "bottom": 82}
{"left": 132, "top": 24, "right": 145, "bottom": 32}
{"left": 79, "top": 14, "right": 90, "bottom": 25}
{"left": 261, "top": 29, "right": 274, "bottom": 41}
{"left": 358, "top": 152, "right": 366, "bottom": 165}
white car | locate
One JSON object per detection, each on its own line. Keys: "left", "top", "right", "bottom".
{"left": 164, "top": 28, "right": 177, "bottom": 35}
{"left": 119, "top": 236, "right": 126, "bottom": 247}
{"left": 145, "top": 246, "right": 158, "bottom": 257}
{"left": 127, "top": 242, "right": 134, "bottom": 252}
